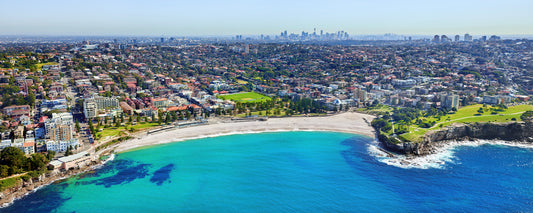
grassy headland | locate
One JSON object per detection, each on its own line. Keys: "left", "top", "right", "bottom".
{"left": 370, "top": 104, "right": 533, "bottom": 143}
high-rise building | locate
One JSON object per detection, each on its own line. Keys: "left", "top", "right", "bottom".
{"left": 489, "top": 35, "right": 501, "bottom": 41}
{"left": 464, "top": 33, "right": 472, "bottom": 42}
{"left": 441, "top": 94, "right": 459, "bottom": 110}
{"left": 433, "top": 35, "right": 440, "bottom": 42}
{"left": 92, "top": 96, "right": 119, "bottom": 110}
{"left": 455, "top": 35, "right": 460, "bottom": 42}
{"left": 481, "top": 36, "right": 487, "bottom": 42}
{"left": 83, "top": 101, "right": 97, "bottom": 118}
{"left": 354, "top": 88, "right": 367, "bottom": 102}
{"left": 45, "top": 113, "right": 75, "bottom": 142}
{"left": 83, "top": 95, "right": 119, "bottom": 118}
{"left": 244, "top": 44, "right": 250, "bottom": 54}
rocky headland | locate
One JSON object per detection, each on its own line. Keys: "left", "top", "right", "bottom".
{"left": 379, "top": 122, "right": 533, "bottom": 156}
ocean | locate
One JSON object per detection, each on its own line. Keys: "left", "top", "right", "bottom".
{"left": 3, "top": 131, "right": 533, "bottom": 212}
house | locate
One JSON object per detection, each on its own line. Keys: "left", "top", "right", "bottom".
{"left": 119, "top": 102, "right": 134, "bottom": 115}
{"left": 22, "top": 142, "right": 35, "bottom": 155}
{"left": 3, "top": 105, "right": 31, "bottom": 118}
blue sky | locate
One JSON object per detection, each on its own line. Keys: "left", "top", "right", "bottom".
{"left": 1, "top": 0, "right": 531, "bottom": 36}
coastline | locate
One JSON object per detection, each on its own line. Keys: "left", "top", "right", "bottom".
{"left": 370, "top": 138, "right": 533, "bottom": 169}
{"left": 0, "top": 112, "right": 375, "bottom": 207}
{"left": 113, "top": 112, "right": 376, "bottom": 153}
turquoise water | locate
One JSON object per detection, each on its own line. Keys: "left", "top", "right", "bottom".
{"left": 4, "top": 131, "right": 533, "bottom": 212}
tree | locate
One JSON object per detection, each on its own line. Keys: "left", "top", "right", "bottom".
{"left": 28, "top": 153, "right": 49, "bottom": 171}
{"left": 27, "top": 91, "right": 36, "bottom": 107}
{"left": 0, "top": 147, "right": 26, "bottom": 174}
{"left": 75, "top": 120, "right": 80, "bottom": 132}
{"left": 165, "top": 113, "right": 170, "bottom": 124}
{"left": 23, "top": 126, "right": 27, "bottom": 139}
{"left": 65, "top": 146, "right": 73, "bottom": 156}
{"left": 46, "top": 151, "right": 56, "bottom": 161}
{"left": 521, "top": 111, "right": 533, "bottom": 122}
{"left": 0, "top": 165, "right": 9, "bottom": 178}
{"left": 9, "top": 130, "right": 15, "bottom": 143}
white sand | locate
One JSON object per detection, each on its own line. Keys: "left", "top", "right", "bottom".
{"left": 113, "top": 112, "right": 375, "bottom": 153}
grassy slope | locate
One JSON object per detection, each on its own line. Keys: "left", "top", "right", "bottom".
{"left": 401, "top": 104, "right": 533, "bottom": 142}
{"left": 0, "top": 176, "right": 20, "bottom": 191}
{"left": 97, "top": 122, "right": 160, "bottom": 139}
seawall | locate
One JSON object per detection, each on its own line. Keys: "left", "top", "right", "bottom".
{"left": 379, "top": 122, "right": 533, "bottom": 156}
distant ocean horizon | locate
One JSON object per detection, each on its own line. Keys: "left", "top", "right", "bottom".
{"left": 4, "top": 131, "right": 533, "bottom": 212}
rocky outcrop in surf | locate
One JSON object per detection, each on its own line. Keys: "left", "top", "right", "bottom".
{"left": 378, "top": 122, "right": 533, "bottom": 156}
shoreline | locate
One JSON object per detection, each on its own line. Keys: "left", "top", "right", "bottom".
{"left": 2, "top": 112, "right": 532, "bottom": 207}
{"left": 112, "top": 112, "right": 376, "bottom": 153}
{"left": 0, "top": 112, "right": 376, "bottom": 207}
{"left": 370, "top": 138, "right": 533, "bottom": 169}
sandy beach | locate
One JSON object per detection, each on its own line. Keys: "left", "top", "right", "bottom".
{"left": 113, "top": 112, "right": 375, "bottom": 153}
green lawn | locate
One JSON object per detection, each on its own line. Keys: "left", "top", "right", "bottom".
{"left": 97, "top": 122, "right": 160, "bottom": 139}
{"left": 220, "top": 92, "right": 271, "bottom": 103}
{"left": 36, "top": 62, "right": 59, "bottom": 70}
{"left": 401, "top": 104, "right": 533, "bottom": 142}
{"left": 357, "top": 104, "right": 393, "bottom": 113}
{"left": 236, "top": 80, "right": 248, "bottom": 84}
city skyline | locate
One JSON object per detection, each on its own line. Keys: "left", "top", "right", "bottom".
{"left": 1, "top": 0, "right": 532, "bottom": 36}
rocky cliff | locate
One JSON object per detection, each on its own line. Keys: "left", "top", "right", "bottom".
{"left": 379, "top": 122, "right": 533, "bottom": 156}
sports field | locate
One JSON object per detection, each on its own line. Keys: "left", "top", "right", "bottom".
{"left": 220, "top": 92, "right": 271, "bottom": 103}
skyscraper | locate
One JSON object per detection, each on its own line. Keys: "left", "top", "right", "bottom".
{"left": 464, "top": 33, "right": 472, "bottom": 41}
{"left": 433, "top": 35, "right": 440, "bottom": 42}
{"left": 455, "top": 35, "right": 460, "bottom": 42}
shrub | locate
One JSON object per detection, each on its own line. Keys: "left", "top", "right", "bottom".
{"left": 0, "top": 177, "right": 19, "bottom": 191}
{"left": 20, "top": 175, "right": 31, "bottom": 182}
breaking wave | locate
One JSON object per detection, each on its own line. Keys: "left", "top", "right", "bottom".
{"left": 368, "top": 139, "right": 533, "bottom": 169}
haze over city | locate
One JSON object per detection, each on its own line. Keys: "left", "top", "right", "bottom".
{"left": 1, "top": 0, "right": 532, "bottom": 36}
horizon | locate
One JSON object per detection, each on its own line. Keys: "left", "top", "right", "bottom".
{"left": 1, "top": 0, "right": 532, "bottom": 36}
{"left": 1, "top": 33, "right": 532, "bottom": 40}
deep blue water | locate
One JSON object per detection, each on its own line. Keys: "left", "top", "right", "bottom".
{"left": 3, "top": 131, "right": 533, "bottom": 212}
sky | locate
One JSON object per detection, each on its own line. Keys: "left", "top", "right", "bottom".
{"left": 1, "top": 0, "right": 532, "bottom": 36}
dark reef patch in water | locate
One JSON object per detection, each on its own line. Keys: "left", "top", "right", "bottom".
{"left": 150, "top": 164, "right": 175, "bottom": 186}
{"left": 78, "top": 159, "right": 151, "bottom": 188}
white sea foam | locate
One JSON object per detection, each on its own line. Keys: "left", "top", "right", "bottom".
{"left": 368, "top": 139, "right": 533, "bottom": 170}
